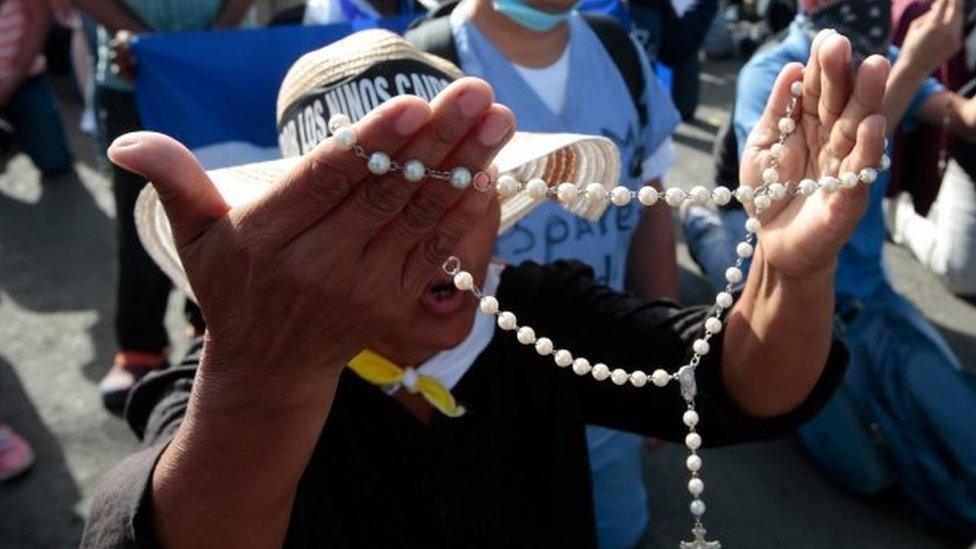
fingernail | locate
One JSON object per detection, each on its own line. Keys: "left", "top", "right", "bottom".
{"left": 477, "top": 112, "right": 513, "bottom": 147}
{"left": 395, "top": 104, "right": 428, "bottom": 136}
{"left": 458, "top": 89, "right": 490, "bottom": 118}
{"left": 110, "top": 134, "right": 140, "bottom": 150}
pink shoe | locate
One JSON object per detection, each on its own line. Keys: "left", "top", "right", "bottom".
{"left": 0, "top": 424, "right": 34, "bottom": 482}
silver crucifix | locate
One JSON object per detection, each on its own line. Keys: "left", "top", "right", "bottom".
{"left": 675, "top": 364, "right": 697, "bottom": 402}
{"left": 679, "top": 524, "right": 721, "bottom": 549}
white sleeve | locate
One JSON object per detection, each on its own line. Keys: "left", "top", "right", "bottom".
{"left": 641, "top": 136, "right": 677, "bottom": 183}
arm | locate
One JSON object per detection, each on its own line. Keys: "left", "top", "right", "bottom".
{"left": 0, "top": 0, "right": 52, "bottom": 103}
{"left": 212, "top": 0, "right": 258, "bottom": 29}
{"left": 84, "top": 79, "right": 514, "bottom": 548}
{"left": 883, "top": 0, "right": 963, "bottom": 136}
{"left": 626, "top": 178, "right": 678, "bottom": 300}
{"left": 915, "top": 90, "right": 976, "bottom": 143}
{"left": 71, "top": 0, "right": 149, "bottom": 32}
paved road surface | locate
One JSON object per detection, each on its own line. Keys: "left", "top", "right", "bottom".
{"left": 1, "top": 62, "right": 973, "bottom": 548}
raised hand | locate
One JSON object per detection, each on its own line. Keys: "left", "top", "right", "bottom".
{"left": 107, "top": 78, "right": 515, "bottom": 398}
{"left": 739, "top": 31, "right": 890, "bottom": 281}
{"left": 900, "top": 0, "right": 964, "bottom": 77}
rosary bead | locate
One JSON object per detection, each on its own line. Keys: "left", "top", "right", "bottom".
{"left": 712, "top": 186, "right": 732, "bottom": 206}
{"left": 367, "top": 151, "right": 391, "bottom": 175}
{"left": 554, "top": 349, "right": 573, "bottom": 367}
{"left": 683, "top": 409, "right": 700, "bottom": 428}
{"left": 688, "top": 478, "right": 704, "bottom": 497}
{"left": 685, "top": 432, "right": 702, "bottom": 450}
{"left": 611, "top": 186, "right": 632, "bottom": 206}
{"left": 557, "top": 182, "right": 577, "bottom": 203}
{"left": 497, "top": 311, "right": 517, "bottom": 331}
{"left": 881, "top": 154, "right": 891, "bottom": 171}
{"left": 771, "top": 142, "right": 785, "bottom": 158}
{"left": 453, "top": 271, "right": 474, "bottom": 291}
{"left": 665, "top": 187, "right": 686, "bottom": 207}
{"left": 333, "top": 127, "right": 357, "bottom": 151}
{"left": 637, "top": 186, "right": 659, "bottom": 206}
{"left": 527, "top": 178, "right": 548, "bottom": 200}
{"left": 725, "top": 267, "right": 743, "bottom": 284}
{"left": 762, "top": 167, "right": 779, "bottom": 185}
{"left": 690, "top": 186, "right": 711, "bottom": 205}
{"left": 754, "top": 194, "right": 772, "bottom": 211}
{"left": 744, "top": 217, "right": 761, "bottom": 234}
{"left": 798, "top": 178, "right": 818, "bottom": 196}
{"left": 736, "top": 186, "right": 755, "bottom": 203}
{"left": 736, "top": 242, "right": 754, "bottom": 259}
{"left": 693, "top": 339, "right": 710, "bottom": 356}
{"left": 687, "top": 454, "right": 702, "bottom": 472}
{"left": 611, "top": 368, "right": 629, "bottom": 385}
{"left": 592, "top": 363, "right": 611, "bottom": 381}
{"left": 586, "top": 183, "right": 607, "bottom": 203}
{"left": 859, "top": 167, "right": 878, "bottom": 184}
{"left": 839, "top": 171, "right": 859, "bottom": 189}
{"left": 328, "top": 113, "right": 351, "bottom": 132}
{"left": 778, "top": 117, "right": 796, "bottom": 134}
{"left": 790, "top": 81, "right": 804, "bottom": 97}
{"left": 473, "top": 171, "right": 493, "bottom": 192}
{"left": 450, "top": 167, "right": 473, "bottom": 190}
{"left": 651, "top": 369, "right": 670, "bottom": 387}
{"left": 690, "top": 499, "right": 707, "bottom": 517}
{"left": 768, "top": 182, "right": 787, "bottom": 201}
{"left": 516, "top": 326, "right": 536, "bottom": 345}
{"left": 704, "top": 317, "right": 723, "bottom": 334}
{"left": 497, "top": 174, "right": 519, "bottom": 197}
{"left": 403, "top": 159, "right": 426, "bottom": 182}
{"left": 535, "top": 337, "right": 554, "bottom": 356}
{"left": 716, "top": 292, "right": 734, "bottom": 309}
{"left": 820, "top": 175, "right": 840, "bottom": 193}
{"left": 480, "top": 296, "right": 499, "bottom": 315}
{"left": 630, "top": 370, "right": 648, "bottom": 387}
{"left": 572, "top": 357, "right": 592, "bottom": 376}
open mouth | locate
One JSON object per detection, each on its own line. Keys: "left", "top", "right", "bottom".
{"left": 420, "top": 276, "right": 467, "bottom": 316}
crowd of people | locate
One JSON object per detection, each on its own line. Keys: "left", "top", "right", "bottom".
{"left": 1, "top": 0, "right": 975, "bottom": 546}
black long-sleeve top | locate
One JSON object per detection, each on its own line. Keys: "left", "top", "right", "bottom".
{"left": 81, "top": 261, "right": 846, "bottom": 548}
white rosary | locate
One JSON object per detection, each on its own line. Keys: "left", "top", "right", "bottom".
{"left": 328, "top": 79, "right": 888, "bottom": 549}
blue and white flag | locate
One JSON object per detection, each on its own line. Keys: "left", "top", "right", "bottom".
{"left": 131, "top": 18, "right": 413, "bottom": 169}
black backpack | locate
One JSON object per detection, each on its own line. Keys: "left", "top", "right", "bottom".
{"left": 405, "top": 4, "right": 650, "bottom": 176}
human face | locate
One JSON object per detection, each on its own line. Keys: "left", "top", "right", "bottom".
{"left": 373, "top": 197, "right": 501, "bottom": 365}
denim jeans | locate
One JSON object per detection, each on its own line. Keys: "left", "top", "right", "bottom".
{"left": 1, "top": 73, "right": 74, "bottom": 176}
{"left": 682, "top": 205, "right": 976, "bottom": 533}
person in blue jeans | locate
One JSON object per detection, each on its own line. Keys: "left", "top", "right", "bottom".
{"left": 0, "top": 0, "right": 73, "bottom": 177}
{"left": 408, "top": 0, "right": 683, "bottom": 544}
{"left": 681, "top": 0, "right": 976, "bottom": 536}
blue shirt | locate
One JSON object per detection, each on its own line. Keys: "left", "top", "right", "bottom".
{"left": 451, "top": 9, "right": 680, "bottom": 548}
{"left": 734, "top": 18, "right": 944, "bottom": 299}
{"left": 453, "top": 10, "right": 680, "bottom": 291}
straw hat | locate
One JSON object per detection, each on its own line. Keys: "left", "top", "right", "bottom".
{"left": 136, "top": 29, "right": 620, "bottom": 300}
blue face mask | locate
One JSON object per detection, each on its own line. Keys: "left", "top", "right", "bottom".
{"left": 493, "top": 0, "right": 579, "bottom": 32}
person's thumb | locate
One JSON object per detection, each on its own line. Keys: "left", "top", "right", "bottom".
{"left": 108, "top": 131, "right": 229, "bottom": 247}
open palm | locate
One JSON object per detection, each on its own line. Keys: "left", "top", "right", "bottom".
{"left": 739, "top": 31, "right": 890, "bottom": 280}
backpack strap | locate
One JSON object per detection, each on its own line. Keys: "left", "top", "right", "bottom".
{"left": 405, "top": 1, "right": 462, "bottom": 66}
{"left": 581, "top": 13, "right": 648, "bottom": 129}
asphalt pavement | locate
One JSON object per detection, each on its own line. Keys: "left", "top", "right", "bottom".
{"left": 1, "top": 61, "right": 974, "bottom": 548}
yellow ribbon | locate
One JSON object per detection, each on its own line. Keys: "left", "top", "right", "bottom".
{"left": 348, "top": 349, "right": 466, "bottom": 418}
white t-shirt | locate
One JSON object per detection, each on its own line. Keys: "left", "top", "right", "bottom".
{"left": 512, "top": 46, "right": 571, "bottom": 114}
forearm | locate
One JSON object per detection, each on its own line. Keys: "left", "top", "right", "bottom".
{"left": 882, "top": 58, "right": 931, "bottom": 136}
{"left": 151, "top": 337, "right": 344, "bottom": 548}
{"left": 626, "top": 185, "right": 678, "bottom": 300}
{"left": 916, "top": 90, "right": 976, "bottom": 144}
{"left": 720, "top": 245, "right": 835, "bottom": 417}
{"left": 212, "top": 0, "right": 257, "bottom": 29}
{"left": 72, "top": 0, "right": 148, "bottom": 33}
